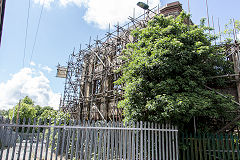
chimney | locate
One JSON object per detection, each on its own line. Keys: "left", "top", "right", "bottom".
{"left": 160, "top": 1, "right": 182, "bottom": 17}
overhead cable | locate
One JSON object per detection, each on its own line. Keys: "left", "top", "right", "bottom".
{"left": 29, "top": 0, "right": 45, "bottom": 65}
{"left": 22, "top": 0, "right": 31, "bottom": 68}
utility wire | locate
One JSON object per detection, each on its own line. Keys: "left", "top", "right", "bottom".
{"left": 15, "top": 0, "right": 45, "bottom": 121}
{"left": 22, "top": 0, "right": 31, "bottom": 68}
{"left": 16, "top": 0, "right": 31, "bottom": 121}
{"left": 29, "top": 0, "right": 45, "bottom": 65}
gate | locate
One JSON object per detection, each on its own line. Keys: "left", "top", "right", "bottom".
{"left": 0, "top": 118, "right": 179, "bottom": 160}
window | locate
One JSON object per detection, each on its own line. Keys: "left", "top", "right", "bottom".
{"left": 94, "top": 79, "right": 101, "bottom": 94}
{"left": 95, "top": 53, "right": 103, "bottom": 65}
{"left": 96, "top": 58, "right": 101, "bottom": 64}
{"left": 116, "top": 44, "right": 122, "bottom": 55}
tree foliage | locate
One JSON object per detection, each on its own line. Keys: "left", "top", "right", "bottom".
{"left": 116, "top": 12, "right": 237, "bottom": 132}
{"left": 9, "top": 96, "right": 36, "bottom": 123}
{"left": 8, "top": 96, "right": 64, "bottom": 124}
{"left": 22, "top": 96, "right": 34, "bottom": 105}
{"left": 39, "top": 109, "right": 70, "bottom": 125}
{"left": 0, "top": 109, "right": 9, "bottom": 118}
{"left": 35, "top": 105, "right": 54, "bottom": 117}
{"left": 222, "top": 19, "right": 240, "bottom": 42}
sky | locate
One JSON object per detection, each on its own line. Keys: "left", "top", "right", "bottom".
{"left": 0, "top": 0, "right": 240, "bottom": 110}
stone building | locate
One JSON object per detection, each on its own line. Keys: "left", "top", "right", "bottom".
{"left": 59, "top": 2, "right": 188, "bottom": 121}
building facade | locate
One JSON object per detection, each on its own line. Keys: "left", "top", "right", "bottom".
{"left": 59, "top": 2, "right": 185, "bottom": 121}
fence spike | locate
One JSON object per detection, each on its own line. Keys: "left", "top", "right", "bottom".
{"left": 0, "top": 120, "right": 179, "bottom": 160}
{"left": 18, "top": 118, "right": 26, "bottom": 160}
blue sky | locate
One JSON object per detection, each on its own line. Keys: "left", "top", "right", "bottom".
{"left": 0, "top": 0, "right": 240, "bottom": 110}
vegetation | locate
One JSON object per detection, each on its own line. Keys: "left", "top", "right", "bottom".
{"left": 1, "top": 96, "right": 69, "bottom": 124}
{"left": 222, "top": 19, "right": 240, "bottom": 42}
{"left": 39, "top": 109, "right": 70, "bottom": 125}
{"left": 0, "top": 109, "right": 9, "bottom": 118}
{"left": 8, "top": 96, "right": 37, "bottom": 123}
{"left": 35, "top": 105, "right": 54, "bottom": 117}
{"left": 116, "top": 12, "right": 238, "bottom": 132}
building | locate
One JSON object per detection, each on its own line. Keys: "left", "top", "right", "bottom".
{"left": 59, "top": 1, "right": 185, "bottom": 121}
{"left": 58, "top": 2, "right": 185, "bottom": 121}
{"left": 0, "top": 0, "right": 6, "bottom": 45}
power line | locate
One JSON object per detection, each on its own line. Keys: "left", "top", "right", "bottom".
{"left": 29, "top": 0, "right": 45, "bottom": 65}
{"left": 17, "top": 0, "right": 31, "bottom": 113}
{"left": 22, "top": 0, "right": 31, "bottom": 68}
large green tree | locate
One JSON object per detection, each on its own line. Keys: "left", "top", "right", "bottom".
{"left": 35, "top": 105, "right": 54, "bottom": 117}
{"left": 0, "top": 109, "right": 9, "bottom": 118}
{"left": 117, "top": 12, "right": 237, "bottom": 132}
{"left": 8, "top": 96, "right": 59, "bottom": 124}
{"left": 39, "top": 110, "right": 70, "bottom": 125}
{"left": 9, "top": 96, "right": 36, "bottom": 123}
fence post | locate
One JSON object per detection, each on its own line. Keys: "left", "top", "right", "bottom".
{"left": 65, "top": 120, "right": 72, "bottom": 159}
{"left": 44, "top": 118, "right": 52, "bottom": 160}
{"left": 55, "top": 119, "right": 62, "bottom": 160}
{"left": 106, "top": 121, "right": 111, "bottom": 160}
{"left": 175, "top": 126, "right": 179, "bottom": 160}
{"left": 88, "top": 120, "right": 95, "bottom": 160}
{"left": 158, "top": 124, "right": 162, "bottom": 160}
{"left": 34, "top": 118, "right": 42, "bottom": 160}
{"left": 140, "top": 121, "right": 143, "bottom": 160}
{"left": 5, "top": 120, "right": 13, "bottom": 160}
{"left": 18, "top": 118, "right": 26, "bottom": 160}
{"left": 75, "top": 120, "right": 81, "bottom": 159}
{"left": 155, "top": 123, "right": 158, "bottom": 160}
{"left": 84, "top": 121, "right": 90, "bottom": 159}
{"left": 60, "top": 119, "right": 67, "bottom": 160}
{"left": 70, "top": 120, "right": 77, "bottom": 160}
{"left": 128, "top": 121, "right": 132, "bottom": 160}
{"left": 151, "top": 122, "right": 154, "bottom": 159}
{"left": 26, "top": 118, "right": 34, "bottom": 160}
{"left": 11, "top": 118, "right": 20, "bottom": 160}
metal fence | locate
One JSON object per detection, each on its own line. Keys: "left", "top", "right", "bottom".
{"left": 179, "top": 132, "right": 240, "bottom": 160}
{"left": 0, "top": 118, "right": 178, "bottom": 160}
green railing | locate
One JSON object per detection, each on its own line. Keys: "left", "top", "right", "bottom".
{"left": 179, "top": 132, "right": 240, "bottom": 160}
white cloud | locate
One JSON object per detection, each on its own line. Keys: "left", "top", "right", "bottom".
{"left": 237, "top": 33, "right": 240, "bottom": 41}
{"left": 42, "top": 66, "right": 53, "bottom": 73}
{"left": 0, "top": 68, "right": 60, "bottom": 110}
{"left": 33, "top": 0, "right": 55, "bottom": 8}
{"left": 33, "top": 0, "right": 160, "bottom": 29}
{"left": 83, "top": 0, "right": 160, "bottom": 29}
{"left": 30, "top": 61, "right": 36, "bottom": 66}
{"left": 59, "top": 0, "right": 88, "bottom": 7}
{"left": 31, "top": 63, "right": 53, "bottom": 73}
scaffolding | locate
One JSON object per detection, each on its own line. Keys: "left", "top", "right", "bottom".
{"left": 57, "top": 1, "right": 240, "bottom": 132}
{"left": 58, "top": 2, "right": 183, "bottom": 121}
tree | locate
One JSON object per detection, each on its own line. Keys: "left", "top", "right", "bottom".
{"left": 8, "top": 96, "right": 56, "bottom": 124}
{"left": 22, "top": 96, "right": 34, "bottom": 105}
{"left": 222, "top": 19, "right": 240, "bottom": 42}
{"left": 116, "top": 12, "right": 237, "bottom": 132}
{"left": 38, "top": 109, "right": 71, "bottom": 154}
{"left": 39, "top": 109, "right": 70, "bottom": 125}
{"left": 0, "top": 109, "right": 9, "bottom": 118}
{"left": 35, "top": 105, "right": 54, "bottom": 117}
{"left": 9, "top": 97, "right": 36, "bottom": 124}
